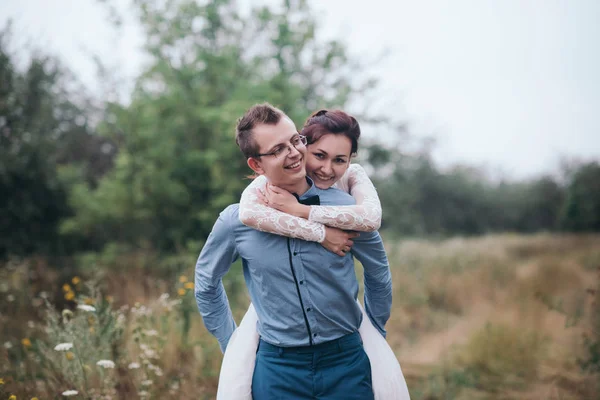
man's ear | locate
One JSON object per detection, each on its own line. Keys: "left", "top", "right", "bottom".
{"left": 247, "top": 157, "right": 264, "bottom": 175}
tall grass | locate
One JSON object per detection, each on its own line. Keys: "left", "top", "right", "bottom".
{"left": 1, "top": 234, "right": 599, "bottom": 399}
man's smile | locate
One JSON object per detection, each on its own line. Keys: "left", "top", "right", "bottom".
{"left": 284, "top": 159, "right": 303, "bottom": 170}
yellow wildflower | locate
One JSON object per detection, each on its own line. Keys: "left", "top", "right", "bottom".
{"left": 84, "top": 297, "right": 94, "bottom": 305}
{"left": 184, "top": 282, "right": 194, "bottom": 290}
{"left": 9, "top": 395, "right": 16, "bottom": 400}
{"left": 0, "top": 377, "right": 4, "bottom": 384}
{"left": 105, "top": 295, "right": 114, "bottom": 303}
{"left": 62, "top": 283, "right": 72, "bottom": 292}
{"left": 71, "top": 276, "right": 81, "bottom": 285}
{"left": 31, "top": 397, "right": 39, "bottom": 400}
{"left": 65, "top": 291, "right": 75, "bottom": 301}
{"left": 177, "top": 288, "right": 186, "bottom": 296}
{"left": 89, "top": 327, "right": 95, "bottom": 334}
{"left": 21, "top": 338, "right": 32, "bottom": 348}
{"left": 66, "top": 352, "right": 75, "bottom": 361}
{"left": 179, "top": 275, "right": 188, "bottom": 283}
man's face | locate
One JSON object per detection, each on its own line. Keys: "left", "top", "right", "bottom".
{"left": 248, "top": 117, "right": 307, "bottom": 187}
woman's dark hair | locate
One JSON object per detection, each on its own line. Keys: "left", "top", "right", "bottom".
{"left": 301, "top": 109, "right": 360, "bottom": 155}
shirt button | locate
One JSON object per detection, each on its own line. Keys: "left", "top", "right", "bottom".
{"left": 299, "top": 280, "right": 304, "bottom": 285}
{"left": 293, "top": 252, "right": 298, "bottom": 256}
{"left": 306, "top": 307, "right": 311, "bottom": 312}
{"left": 313, "top": 333, "right": 318, "bottom": 337}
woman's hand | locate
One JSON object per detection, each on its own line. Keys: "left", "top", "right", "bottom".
{"left": 258, "top": 183, "right": 310, "bottom": 218}
{"left": 322, "top": 227, "right": 359, "bottom": 257}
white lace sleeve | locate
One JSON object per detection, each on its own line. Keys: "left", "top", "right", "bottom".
{"left": 239, "top": 175, "right": 326, "bottom": 243}
{"left": 308, "top": 164, "right": 382, "bottom": 231}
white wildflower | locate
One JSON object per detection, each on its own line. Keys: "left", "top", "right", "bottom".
{"left": 138, "top": 391, "right": 149, "bottom": 397}
{"left": 77, "top": 304, "right": 96, "bottom": 312}
{"left": 28, "top": 320, "right": 35, "bottom": 328}
{"left": 4, "top": 341, "right": 13, "bottom": 349}
{"left": 143, "top": 329, "right": 158, "bottom": 337}
{"left": 7, "top": 294, "right": 15, "bottom": 302}
{"left": 116, "top": 314, "right": 126, "bottom": 326}
{"left": 62, "top": 390, "right": 79, "bottom": 396}
{"left": 39, "top": 291, "right": 48, "bottom": 298}
{"left": 143, "top": 348, "right": 158, "bottom": 358}
{"left": 96, "top": 359, "right": 116, "bottom": 368}
{"left": 141, "top": 379, "right": 153, "bottom": 386}
{"left": 54, "top": 342, "right": 74, "bottom": 351}
{"left": 128, "top": 362, "right": 141, "bottom": 369}
{"left": 131, "top": 304, "right": 151, "bottom": 316}
{"left": 147, "top": 363, "right": 163, "bottom": 376}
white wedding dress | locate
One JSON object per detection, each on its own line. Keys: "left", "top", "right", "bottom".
{"left": 217, "top": 164, "right": 410, "bottom": 400}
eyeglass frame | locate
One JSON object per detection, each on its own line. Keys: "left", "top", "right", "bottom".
{"left": 253, "top": 134, "right": 308, "bottom": 158}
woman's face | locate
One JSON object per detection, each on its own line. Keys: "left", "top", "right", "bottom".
{"left": 306, "top": 133, "right": 352, "bottom": 189}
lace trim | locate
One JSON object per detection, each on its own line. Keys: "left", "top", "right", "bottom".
{"left": 238, "top": 164, "right": 382, "bottom": 243}
{"left": 239, "top": 175, "right": 326, "bottom": 243}
{"left": 308, "top": 164, "right": 382, "bottom": 231}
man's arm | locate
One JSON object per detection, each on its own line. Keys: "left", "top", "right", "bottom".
{"left": 350, "top": 231, "right": 393, "bottom": 338}
{"left": 194, "top": 206, "right": 239, "bottom": 352}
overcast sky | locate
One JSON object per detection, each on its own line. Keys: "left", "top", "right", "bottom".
{"left": 1, "top": 0, "right": 599, "bottom": 179}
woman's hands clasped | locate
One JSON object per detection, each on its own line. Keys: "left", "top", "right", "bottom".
{"left": 257, "top": 183, "right": 358, "bottom": 256}
{"left": 257, "top": 183, "right": 309, "bottom": 218}
{"left": 322, "top": 227, "right": 359, "bottom": 257}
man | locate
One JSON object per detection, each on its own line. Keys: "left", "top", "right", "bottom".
{"left": 194, "top": 103, "right": 392, "bottom": 399}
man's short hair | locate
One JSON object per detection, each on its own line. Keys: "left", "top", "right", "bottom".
{"left": 236, "top": 103, "right": 286, "bottom": 158}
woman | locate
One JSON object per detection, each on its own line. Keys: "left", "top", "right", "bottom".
{"left": 218, "top": 109, "right": 410, "bottom": 400}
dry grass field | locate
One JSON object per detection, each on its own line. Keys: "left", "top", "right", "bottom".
{"left": 1, "top": 234, "right": 599, "bottom": 399}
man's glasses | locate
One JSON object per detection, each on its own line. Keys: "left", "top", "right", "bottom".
{"left": 255, "top": 135, "right": 307, "bottom": 159}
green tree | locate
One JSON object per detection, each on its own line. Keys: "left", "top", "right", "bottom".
{"left": 62, "top": 0, "right": 378, "bottom": 253}
{"left": 560, "top": 161, "right": 600, "bottom": 232}
{"left": 0, "top": 24, "right": 111, "bottom": 257}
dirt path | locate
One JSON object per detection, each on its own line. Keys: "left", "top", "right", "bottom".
{"left": 400, "top": 303, "right": 494, "bottom": 365}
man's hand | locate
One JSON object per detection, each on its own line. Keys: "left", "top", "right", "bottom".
{"left": 322, "top": 226, "right": 359, "bottom": 256}
{"left": 258, "top": 183, "right": 309, "bottom": 218}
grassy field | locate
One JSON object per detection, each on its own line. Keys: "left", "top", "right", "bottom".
{"left": 1, "top": 234, "right": 599, "bottom": 399}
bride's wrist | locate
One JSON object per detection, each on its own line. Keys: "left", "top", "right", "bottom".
{"left": 291, "top": 204, "right": 310, "bottom": 219}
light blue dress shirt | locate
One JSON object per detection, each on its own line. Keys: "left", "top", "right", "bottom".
{"left": 194, "top": 179, "right": 393, "bottom": 352}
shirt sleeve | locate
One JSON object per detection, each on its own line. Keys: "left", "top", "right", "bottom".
{"left": 308, "top": 164, "right": 382, "bottom": 231}
{"left": 350, "top": 231, "right": 393, "bottom": 338}
{"left": 194, "top": 207, "right": 239, "bottom": 352}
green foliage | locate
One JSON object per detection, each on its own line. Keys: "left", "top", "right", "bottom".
{"left": 1, "top": 275, "right": 221, "bottom": 398}
{"left": 0, "top": 23, "right": 115, "bottom": 258}
{"left": 560, "top": 161, "right": 600, "bottom": 232}
{"left": 371, "top": 148, "right": 594, "bottom": 237}
{"left": 61, "top": 0, "right": 368, "bottom": 252}
{"left": 1, "top": 0, "right": 599, "bottom": 262}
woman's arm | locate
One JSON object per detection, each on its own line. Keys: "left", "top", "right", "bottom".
{"left": 239, "top": 175, "right": 327, "bottom": 243}
{"left": 308, "top": 164, "right": 382, "bottom": 231}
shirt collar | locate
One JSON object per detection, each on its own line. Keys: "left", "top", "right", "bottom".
{"left": 297, "top": 176, "right": 319, "bottom": 200}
